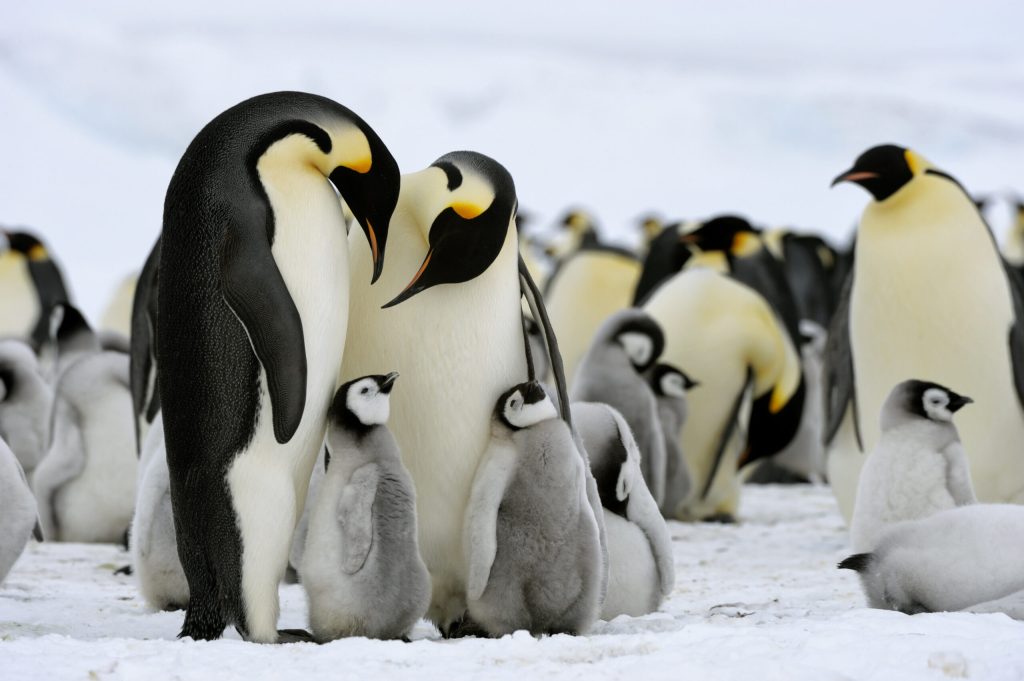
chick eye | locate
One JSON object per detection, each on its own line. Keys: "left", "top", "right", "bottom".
{"left": 510, "top": 399, "right": 521, "bottom": 409}
{"left": 361, "top": 387, "right": 370, "bottom": 395}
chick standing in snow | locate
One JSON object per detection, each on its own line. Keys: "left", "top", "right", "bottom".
{"left": 0, "top": 433, "right": 40, "bottom": 583}
{"left": 850, "top": 380, "right": 975, "bottom": 552}
{"left": 302, "top": 373, "right": 429, "bottom": 641}
{"left": 646, "top": 363, "right": 697, "bottom": 517}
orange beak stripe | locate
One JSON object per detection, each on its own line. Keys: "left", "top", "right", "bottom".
{"left": 399, "top": 249, "right": 433, "bottom": 294}
{"left": 367, "top": 220, "right": 379, "bottom": 265}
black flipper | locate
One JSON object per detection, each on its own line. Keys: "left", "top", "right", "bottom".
{"left": 130, "top": 238, "right": 161, "bottom": 453}
{"left": 745, "top": 374, "right": 806, "bottom": 466}
{"left": 838, "top": 553, "right": 873, "bottom": 572}
{"left": 27, "top": 259, "right": 71, "bottom": 351}
{"left": 823, "top": 272, "right": 862, "bottom": 450}
{"left": 701, "top": 371, "right": 751, "bottom": 501}
{"left": 1002, "top": 261, "right": 1024, "bottom": 411}
{"left": 221, "top": 219, "right": 306, "bottom": 445}
{"left": 519, "top": 255, "right": 571, "bottom": 428}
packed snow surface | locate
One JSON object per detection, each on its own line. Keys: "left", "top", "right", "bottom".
{"left": 2, "top": 485, "right": 1022, "bottom": 681}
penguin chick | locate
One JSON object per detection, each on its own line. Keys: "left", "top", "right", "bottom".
{"left": 131, "top": 414, "right": 188, "bottom": 611}
{"left": 572, "top": 309, "right": 668, "bottom": 506}
{"left": 0, "top": 433, "right": 40, "bottom": 583}
{"left": 572, "top": 401, "right": 675, "bottom": 619}
{"left": 647, "top": 363, "right": 698, "bottom": 518}
{"left": 850, "top": 380, "right": 975, "bottom": 552}
{"left": 840, "top": 504, "right": 1024, "bottom": 617}
{"left": 0, "top": 339, "right": 54, "bottom": 476}
{"left": 302, "top": 373, "right": 429, "bottom": 641}
{"left": 287, "top": 445, "right": 327, "bottom": 582}
{"left": 465, "top": 381, "right": 603, "bottom": 636}
{"left": 32, "top": 351, "right": 136, "bottom": 542}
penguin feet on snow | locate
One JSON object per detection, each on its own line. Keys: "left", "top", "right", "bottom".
{"left": 840, "top": 504, "right": 1024, "bottom": 618}
{"left": 464, "top": 381, "right": 603, "bottom": 636}
{"left": 850, "top": 380, "right": 975, "bottom": 552}
{"left": 572, "top": 401, "right": 675, "bottom": 619}
{"left": 0, "top": 433, "right": 41, "bottom": 583}
{"left": 0, "top": 339, "right": 53, "bottom": 477}
{"left": 302, "top": 373, "right": 430, "bottom": 641}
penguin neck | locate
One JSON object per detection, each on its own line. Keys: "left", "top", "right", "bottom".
{"left": 685, "top": 250, "right": 730, "bottom": 273}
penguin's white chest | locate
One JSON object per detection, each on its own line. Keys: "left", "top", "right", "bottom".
{"left": 0, "top": 254, "right": 38, "bottom": 338}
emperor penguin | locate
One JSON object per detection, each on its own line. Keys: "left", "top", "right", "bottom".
{"left": 131, "top": 413, "right": 189, "bottom": 611}
{"left": 342, "top": 151, "right": 589, "bottom": 632}
{"left": 634, "top": 221, "right": 694, "bottom": 305}
{"left": 543, "top": 208, "right": 601, "bottom": 261}
{"left": 0, "top": 229, "right": 71, "bottom": 349}
{"left": 100, "top": 274, "right": 138, "bottom": 339}
{"left": 763, "top": 230, "right": 839, "bottom": 329}
{"left": 32, "top": 349, "right": 135, "bottom": 542}
{"left": 840, "top": 504, "right": 1024, "bottom": 618}
{"left": 464, "top": 381, "right": 603, "bottom": 636}
{"left": 302, "top": 373, "right": 430, "bottom": 641}
{"left": 0, "top": 433, "right": 40, "bottom": 583}
{"left": 849, "top": 380, "right": 975, "bottom": 552}
{"left": 571, "top": 401, "right": 675, "bottom": 619}
{"left": 825, "top": 144, "right": 1024, "bottom": 523}
{"left": 1001, "top": 197, "right": 1024, "bottom": 271}
{"left": 0, "top": 339, "right": 54, "bottom": 476}
{"left": 157, "top": 92, "right": 401, "bottom": 642}
{"left": 643, "top": 268, "right": 805, "bottom": 521}
{"left": 647, "top": 363, "right": 697, "bottom": 517}
{"left": 38, "top": 303, "right": 102, "bottom": 383}
{"left": 571, "top": 309, "right": 667, "bottom": 505}
{"left": 129, "top": 238, "right": 161, "bottom": 452}
{"left": 544, "top": 243, "right": 642, "bottom": 388}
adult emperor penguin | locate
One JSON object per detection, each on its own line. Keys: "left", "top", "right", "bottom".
{"left": 826, "top": 144, "right": 1024, "bottom": 522}
{"left": 643, "top": 268, "right": 805, "bottom": 521}
{"left": 0, "top": 229, "right": 71, "bottom": 349}
{"left": 342, "top": 151, "right": 585, "bottom": 632}
{"left": 0, "top": 339, "right": 53, "bottom": 476}
{"left": 0, "top": 434, "right": 40, "bottom": 583}
{"left": 303, "top": 373, "right": 430, "bottom": 641}
{"left": 840, "top": 504, "right": 1024, "bottom": 618}
{"left": 849, "top": 380, "right": 975, "bottom": 552}
{"left": 1001, "top": 197, "right": 1024, "bottom": 271}
{"left": 157, "top": 92, "right": 400, "bottom": 643}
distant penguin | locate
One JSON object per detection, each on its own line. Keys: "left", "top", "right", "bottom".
{"left": 342, "top": 151, "right": 584, "bottom": 632}
{"left": 1001, "top": 197, "right": 1024, "bottom": 270}
{"left": 131, "top": 414, "right": 189, "bottom": 611}
{"left": 32, "top": 350, "right": 136, "bottom": 542}
{"left": 0, "top": 434, "right": 40, "bottom": 583}
{"left": 634, "top": 221, "right": 694, "bottom": 305}
{"left": 0, "top": 339, "right": 53, "bottom": 476}
{"left": 647, "top": 363, "right": 697, "bottom": 517}
{"left": 39, "top": 304, "right": 102, "bottom": 382}
{"left": 825, "top": 144, "right": 1024, "bottom": 523}
{"left": 763, "top": 230, "right": 840, "bottom": 329}
{"left": 644, "top": 268, "right": 805, "bottom": 521}
{"left": 464, "top": 381, "right": 603, "bottom": 636}
{"left": 636, "top": 214, "right": 665, "bottom": 257}
{"left": 100, "top": 273, "right": 138, "bottom": 339}
{"left": 0, "top": 229, "right": 71, "bottom": 349}
{"left": 129, "top": 238, "right": 160, "bottom": 452}
{"left": 840, "top": 504, "right": 1024, "bottom": 618}
{"left": 572, "top": 401, "right": 674, "bottom": 619}
{"left": 158, "top": 92, "right": 400, "bottom": 642}
{"left": 849, "top": 380, "right": 975, "bottom": 552}
{"left": 543, "top": 209, "right": 601, "bottom": 261}
{"left": 302, "top": 373, "right": 430, "bottom": 641}
{"left": 571, "top": 309, "right": 667, "bottom": 505}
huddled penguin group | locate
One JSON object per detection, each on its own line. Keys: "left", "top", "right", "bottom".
{"left": 4, "top": 90, "right": 1024, "bottom": 642}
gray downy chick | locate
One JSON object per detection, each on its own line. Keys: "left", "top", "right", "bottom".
{"left": 646, "top": 363, "right": 698, "bottom": 519}
{"left": 0, "top": 339, "right": 53, "bottom": 476}
{"left": 0, "top": 433, "right": 41, "bottom": 583}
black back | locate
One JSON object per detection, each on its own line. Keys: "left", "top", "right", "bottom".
{"left": 633, "top": 224, "right": 692, "bottom": 305}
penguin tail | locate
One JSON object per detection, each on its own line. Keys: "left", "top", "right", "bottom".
{"left": 838, "top": 553, "right": 873, "bottom": 573}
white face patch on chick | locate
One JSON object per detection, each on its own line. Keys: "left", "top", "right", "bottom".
{"left": 660, "top": 371, "right": 688, "bottom": 399}
{"left": 346, "top": 377, "right": 391, "bottom": 426}
{"left": 921, "top": 387, "right": 952, "bottom": 423}
{"left": 618, "top": 332, "right": 654, "bottom": 369}
{"left": 503, "top": 389, "right": 557, "bottom": 429}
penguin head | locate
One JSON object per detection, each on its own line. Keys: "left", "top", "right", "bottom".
{"left": 383, "top": 151, "right": 516, "bottom": 308}
{"left": 881, "top": 379, "right": 972, "bottom": 430}
{"left": 3, "top": 230, "right": 50, "bottom": 262}
{"left": 832, "top": 144, "right": 956, "bottom": 203}
{"left": 596, "top": 309, "right": 665, "bottom": 372}
{"left": 543, "top": 208, "right": 599, "bottom": 259}
{"left": 331, "top": 372, "right": 399, "bottom": 431}
{"left": 679, "top": 215, "right": 762, "bottom": 258}
{"left": 497, "top": 380, "right": 556, "bottom": 430}
{"left": 649, "top": 363, "right": 698, "bottom": 399}
{"left": 637, "top": 214, "right": 664, "bottom": 244}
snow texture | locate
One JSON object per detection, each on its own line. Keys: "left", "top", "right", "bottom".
{"left": 2, "top": 485, "right": 1023, "bottom": 681}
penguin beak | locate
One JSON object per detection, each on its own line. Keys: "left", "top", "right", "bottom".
{"left": 684, "top": 377, "right": 700, "bottom": 390}
{"left": 831, "top": 169, "right": 879, "bottom": 187}
{"left": 381, "top": 248, "right": 434, "bottom": 309}
{"left": 380, "top": 371, "right": 399, "bottom": 394}
{"left": 948, "top": 394, "right": 973, "bottom": 413}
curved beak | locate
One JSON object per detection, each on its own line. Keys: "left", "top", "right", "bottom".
{"left": 380, "top": 371, "right": 399, "bottom": 393}
{"left": 382, "top": 248, "right": 433, "bottom": 309}
{"left": 948, "top": 394, "right": 973, "bottom": 413}
{"left": 365, "top": 219, "right": 385, "bottom": 284}
{"left": 831, "top": 169, "right": 879, "bottom": 187}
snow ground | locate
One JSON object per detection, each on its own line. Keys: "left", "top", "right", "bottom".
{"left": 3, "top": 485, "right": 1023, "bottom": 681}
{"left": 3, "top": 1, "right": 1024, "bottom": 321}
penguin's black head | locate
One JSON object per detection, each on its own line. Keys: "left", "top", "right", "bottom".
{"left": 887, "top": 379, "right": 972, "bottom": 426}
{"left": 637, "top": 214, "right": 664, "bottom": 243}
{"left": 327, "top": 123, "right": 402, "bottom": 285}
{"left": 496, "top": 380, "right": 556, "bottom": 431}
{"left": 602, "top": 310, "right": 665, "bottom": 372}
{"left": 383, "top": 151, "right": 516, "bottom": 308}
{"left": 830, "top": 144, "right": 962, "bottom": 203}
{"left": 4, "top": 230, "right": 49, "bottom": 261}
{"left": 330, "top": 372, "right": 399, "bottom": 432}
{"left": 649, "top": 363, "right": 698, "bottom": 398}
{"left": 680, "top": 215, "right": 762, "bottom": 257}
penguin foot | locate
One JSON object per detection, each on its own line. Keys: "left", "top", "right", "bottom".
{"left": 440, "top": 616, "right": 488, "bottom": 639}
{"left": 282, "top": 565, "right": 299, "bottom": 584}
{"left": 702, "top": 513, "right": 737, "bottom": 524}
{"left": 113, "top": 564, "right": 133, "bottom": 576}
{"left": 276, "top": 628, "right": 315, "bottom": 643}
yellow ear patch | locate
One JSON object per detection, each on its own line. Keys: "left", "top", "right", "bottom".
{"left": 731, "top": 232, "right": 762, "bottom": 257}
{"left": 451, "top": 202, "right": 485, "bottom": 219}
{"left": 904, "top": 149, "right": 924, "bottom": 176}
{"left": 28, "top": 245, "right": 48, "bottom": 261}
{"left": 345, "top": 156, "right": 372, "bottom": 174}
{"left": 769, "top": 382, "right": 789, "bottom": 414}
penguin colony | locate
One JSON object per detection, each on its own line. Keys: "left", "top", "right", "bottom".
{"left": 2, "top": 91, "right": 1024, "bottom": 642}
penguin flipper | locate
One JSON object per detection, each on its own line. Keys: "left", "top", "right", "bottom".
{"left": 823, "top": 273, "right": 861, "bottom": 449}
{"left": 464, "top": 439, "right": 518, "bottom": 602}
{"left": 1001, "top": 262, "right": 1024, "bottom": 411}
{"left": 337, "top": 463, "right": 379, "bottom": 575}
{"left": 130, "top": 237, "right": 161, "bottom": 453}
{"left": 221, "top": 223, "right": 307, "bottom": 444}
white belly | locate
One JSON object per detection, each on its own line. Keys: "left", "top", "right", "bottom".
{"left": 0, "top": 253, "right": 38, "bottom": 339}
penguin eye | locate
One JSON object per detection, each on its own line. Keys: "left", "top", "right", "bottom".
{"left": 510, "top": 398, "right": 521, "bottom": 410}
{"left": 361, "top": 387, "right": 370, "bottom": 395}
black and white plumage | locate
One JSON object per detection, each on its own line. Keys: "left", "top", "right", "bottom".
{"left": 0, "top": 433, "right": 40, "bottom": 583}
{"left": 0, "top": 339, "right": 53, "bottom": 476}
{"left": 571, "top": 309, "right": 667, "bottom": 506}
{"left": 826, "top": 144, "right": 1024, "bottom": 522}
{"left": 464, "top": 382, "right": 603, "bottom": 636}
{"left": 129, "top": 238, "right": 161, "bottom": 453}
{"left": 647, "top": 363, "right": 697, "bottom": 517}
{"left": 302, "top": 374, "right": 429, "bottom": 641}
{"left": 572, "top": 401, "right": 674, "bottom": 619}
{"left": 0, "top": 229, "right": 71, "bottom": 350}
{"left": 840, "top": 504, "right": 1024, "bottom": 619}
{"left": 850, "top": 380, "right": 975, "bottom": 552}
